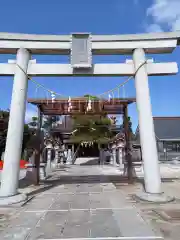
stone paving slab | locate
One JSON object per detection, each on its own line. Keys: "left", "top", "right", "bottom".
{"left": 0, "top": 211, "right": 44, "bottom": 239}
{"left": 0, "top": 165, "right": 162, "bottom": 240}
{"left": 42, "top": 184, "right": 104, "bottom": 195}
{"left": 90, "top": 209, "right": 121, "bottom": 238}
{"left": 24, "top": 195, "right": 57, "bottom": 211}
{"left": 0, "top": 208, "right": 19, "bottom": 233}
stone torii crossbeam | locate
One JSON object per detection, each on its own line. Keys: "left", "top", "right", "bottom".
{"left": 0, "top": 31, "right": 179, "bottom": 205}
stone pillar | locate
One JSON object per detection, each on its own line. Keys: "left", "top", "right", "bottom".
{"left": 99, "top": 149, "right": 102, "bottom": 165}
{"left": 46, "top": 143, "right": 53, "bottom": 174}
{"left": 133, "top": 48, "right": 161, "bottom": 194}
{"left": 64, "top": 148, "right": 67, "bottom": 164}
{"left": 59, "top": 151, "right": 64, "bottom": 165}
{"left": 72, "top": 144, "right": 74, "bottom": 158}
{"left": 113, "top": 149, "right": 116, "bottom": 166}
{"left": 118, "top": 148, "right": 123, "bottom": 167}
{"left": 100, "top": 149, "right": 104, "bottom": 165}
{"left": 110, "top": 151, "right": 113, "bottom": 165}
{"left": 112, "top": 144, "right": 116, "bottom": 166}
{"left": 47, "top": 149, "right": 52, "bottom": 168}
{"left": 54, "top": 144, "right": 60, "bottom": 168}
{"left": 116, "top": 141, "right": 124, "bottom": 169}
{"left": 66, "top": 149, "right": 72, "bottom": 164}
{"left": 0, "top": 48, "right": 30, "bottom": 203}
{"left": 55, "top": 149, "right": 59, "bottom": 166}
{"left": 39, "top": 154, "right": 46, "bottom": 180}
{"left": 39, "top": 166, "right": 46, "bottom": 181}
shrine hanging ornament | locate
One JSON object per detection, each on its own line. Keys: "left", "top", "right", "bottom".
{"left": 26, "top": 60, "right": 147, "bottom": 102}
{"left": 51, "top": 91, "right": 56, "bottom": 103}
{"left": 68, "top": 96, "right": 73, "bottom": 112}
{"left": 86, "top": 97, "right": 92, "bottom": 112}
{"left": 108, "top": 93, "right": 112, "bottom": 102}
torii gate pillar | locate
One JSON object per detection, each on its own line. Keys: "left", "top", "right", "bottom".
{"left": 0, "top": 48, "right": 30, "bottom": 205}
{"left": 133, "top": 48, "right": 161, "bottom": 193}
{"left": 133, "top": 48, "right": 173, "bottom": 202}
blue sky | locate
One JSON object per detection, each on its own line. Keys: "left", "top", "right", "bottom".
{"left": 0, "top": 0, "right": 180, "bottom": 130}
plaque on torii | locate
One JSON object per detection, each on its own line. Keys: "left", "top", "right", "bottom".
{"left": 71, "top": 33, "right": 92, "bottom": 69}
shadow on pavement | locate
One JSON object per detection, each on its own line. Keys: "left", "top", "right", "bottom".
{"left": 25, "top": 175, "right": 177, "bottom": 199}
{"left": 25, "top": 174, "right": 133, "bottom": 197}
{"left": 80, "top": 158, "right": 99, "bottom": 165}
{"left": 19, "top": 166, "right": 177, "bottom": 199}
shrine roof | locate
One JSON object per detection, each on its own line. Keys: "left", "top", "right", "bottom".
{"left": 27, "top": 97, "right": 136, "bottom": 116}
{"left": 135, "top": 116, "right": 180, "bottom": 143}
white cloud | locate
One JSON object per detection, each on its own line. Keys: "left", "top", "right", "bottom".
{"left": 146, "top": 0, "right": 180, "bottom": 31}
{"left": 25, "top": 108, "right": 37, "bottom": 123}
{"left": 146, "top": 23, "right": 163, "bottom": 33}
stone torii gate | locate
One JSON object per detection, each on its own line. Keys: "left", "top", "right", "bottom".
{"left": 0, "top": 31, "right": 179, "bottom": 205}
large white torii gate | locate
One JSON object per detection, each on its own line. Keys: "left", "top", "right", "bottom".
{"left": 0, "top": 31, "right": 179, "bottom": 205}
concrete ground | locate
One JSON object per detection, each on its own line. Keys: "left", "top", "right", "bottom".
{"left": 1, "top": 159, "right": 180, "bottom": 239}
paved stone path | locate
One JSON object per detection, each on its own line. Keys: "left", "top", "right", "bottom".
{"left": 0, "top": 164, "right": 162, "bottom": 239}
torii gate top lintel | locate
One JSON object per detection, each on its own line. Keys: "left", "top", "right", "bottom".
{"left": 0, "top": 31, "right": 180, "bottom": 55}
{"left": 0, "top": 31, "right": 179, "bottom": 77}
{"left": 0, "top": 31, "right": 180, "bottom": 43}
